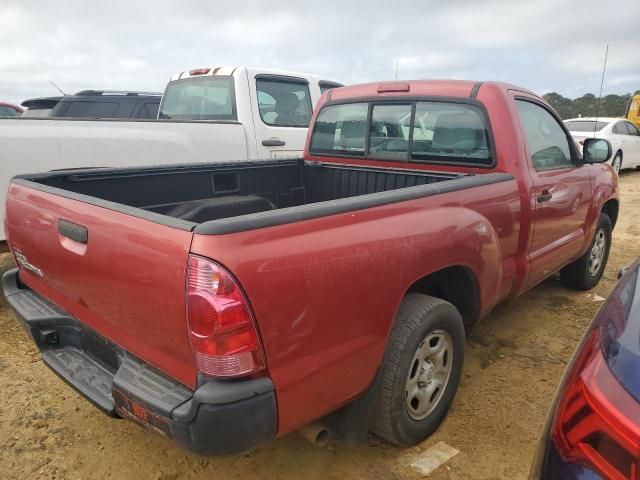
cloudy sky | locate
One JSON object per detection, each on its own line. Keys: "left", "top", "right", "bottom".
{"left": 1, "top": 0, "right": 639, "bottom": 105}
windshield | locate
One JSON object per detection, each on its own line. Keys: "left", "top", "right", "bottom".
{"left": 159, "top": 76, "right": 236, "bottom": 121}
{"left": 565, "top": 120, "right": 608, "bottom": 132}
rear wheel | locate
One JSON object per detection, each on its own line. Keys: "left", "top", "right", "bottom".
{"left": 372, "top": 294, "right": 464, "bottom": 446}
{"left": 612, "top": 152, "right": 622, "bottom": 174}
{"left": 560, "top": 213, "right": 612, "bottom": 290}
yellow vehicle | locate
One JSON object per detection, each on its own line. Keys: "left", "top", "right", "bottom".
{"left": 627, "top": 93, "right": 640, "bottom": 128}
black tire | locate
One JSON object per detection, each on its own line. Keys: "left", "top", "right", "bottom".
{"left": 612, "top": 152, "right": 622, "bottom": 174}
{"left": 371, "top": 293, "right": 465, "bottom": 446}
{"left": 560, "top": 213, "right": 612, "bottom": 290}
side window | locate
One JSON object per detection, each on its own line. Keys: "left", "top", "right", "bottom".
{"left": 613, "top": 122, "right": 628, "bottom": 135}
{"left": 135, "top": 102, "right": 160, "bottom": 119}
{"left": 625, "top": 122, "right": 640, "bottom": 136}
{"left": 369, "top": 104, "right": 411, "bottom": 160}
{"left": 516, "top": 100, "right": 573, "bottom": 170}
{"left": 64, "top": 101, "right": 119, "bottom": 118}
{"left": 309, "top": 103, "right": 368, "bottom": 156}
{"left": 256, "top": 79, "right": 312, "bottom": 127}
{"left": 411, "top": 102, "right": 491, "bottom": 165}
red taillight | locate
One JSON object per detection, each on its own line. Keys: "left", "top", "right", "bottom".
{"left": 186, "top": 255, "right": 265, "bottom": 378}
{"left": 189, "top": 68, "right": 210, "bottom": 76}
{"left": 552, "top": 330, "right": 640, "bottom": 479}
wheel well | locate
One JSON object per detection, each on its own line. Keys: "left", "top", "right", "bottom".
{"left": 407, "top": 266, "right": 479, "bottom": 327}
{"left": 602, "top": 199, "right": 619, "bottom": 230}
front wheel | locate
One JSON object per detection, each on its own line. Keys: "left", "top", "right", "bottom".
{"left": 560, "top": 213, "right": 612, "bottom": 290}
{"left": 371, "top": 294, "right": 464, "bottom": 446}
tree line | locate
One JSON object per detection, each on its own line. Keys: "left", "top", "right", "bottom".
{"left": 543, "top": 91, "right": 639, "bottom": 120}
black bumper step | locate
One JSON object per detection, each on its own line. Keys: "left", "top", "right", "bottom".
{"left": 42, "top": 348, "right": 116, "bottom": 415}
{"left": 114, "top": 356, "right": 191, "bottom": 418}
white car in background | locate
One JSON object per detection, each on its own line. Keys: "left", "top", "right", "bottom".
{"left": 564, "top": 117, "right": 640, "bottom": 173}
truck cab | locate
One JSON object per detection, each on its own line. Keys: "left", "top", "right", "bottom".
{"left": 159, "top": 66, "right": 344, "bottom": 159}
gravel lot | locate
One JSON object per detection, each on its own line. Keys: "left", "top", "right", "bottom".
{"left": 1, "top": 171, "right": 639, "bottom": 480}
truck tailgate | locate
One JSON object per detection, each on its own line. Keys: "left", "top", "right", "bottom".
{"left": 5, "top": 182, "right": 197, "bottom": 388}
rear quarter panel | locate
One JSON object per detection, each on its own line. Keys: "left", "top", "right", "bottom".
{"left": 190, "top": 177, "right": 521, "bottom": 434}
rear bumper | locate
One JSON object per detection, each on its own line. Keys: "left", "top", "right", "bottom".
{"left": 2, "top": 268, "right": 277, "bottom": 455}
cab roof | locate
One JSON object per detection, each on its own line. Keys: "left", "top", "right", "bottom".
{"left": 326, "top": 80, "right": 537, "bottom": 102}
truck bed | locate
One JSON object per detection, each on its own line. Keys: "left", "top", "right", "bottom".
{"left": 14, "top": 160, "right": 506, "bottom": 234}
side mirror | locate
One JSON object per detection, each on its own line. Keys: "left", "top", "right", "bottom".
{"left": 583, "top": 138, "right": 612, "bottom": 163}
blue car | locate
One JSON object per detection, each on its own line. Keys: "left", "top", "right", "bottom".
{"left": 530, "top": 259, "right": 640, "bottom": 479}
{"left": 530, "top": 260, "right": 640, "bottom": 480}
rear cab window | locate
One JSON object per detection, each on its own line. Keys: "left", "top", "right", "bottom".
{"left": 159, "top": 76, "right": 236, "bottom": 121}
{"left": 310, "top": 100, "right": 492, "bottom": 166}
{"left": 311, "top": 103, "right": 368, "bottom": 156}
{"left": 368, "top": 104, "right": 412, "bottom": 160}
{"left": 256, "top": 77, "right": 312, "bottom": 127}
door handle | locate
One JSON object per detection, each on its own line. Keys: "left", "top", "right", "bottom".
{"left": 59, "top": 219, "right": 88, "bottom": 244}
{"left": 537, "top": 190, "right": 553, "bottom": 203}
{"left": 262, "top": 138, "right": 286, "bottom": 147}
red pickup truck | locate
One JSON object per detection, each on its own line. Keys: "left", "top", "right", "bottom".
{"left": 2, "top": 80, "right": 618, "bottom": 455}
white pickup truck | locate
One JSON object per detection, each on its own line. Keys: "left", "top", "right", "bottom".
{"left": 0, "top": 66, "right": 344, "bottom": 241}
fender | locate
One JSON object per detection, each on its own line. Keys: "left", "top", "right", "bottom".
{"left": 582, "top": 163, "right": 619, "bottom": 254}
{"left": 195, "top": 203, "right": 505, "bottom": 435}
{"left": 396, "top": 207, "right": 502, "bottom": 322}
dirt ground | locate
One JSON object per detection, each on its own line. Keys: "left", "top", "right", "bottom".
{"left": 1, "top": 171, "right": 639, "bottom": 480}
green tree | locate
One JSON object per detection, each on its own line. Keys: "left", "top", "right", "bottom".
{"left": 544, "top": 92, "right": 634, "bottom": 119}
{"left": 572, "top": 94, "right": 598, "bottom": 118}
{"left": 543, "top": 92, "right": 574, "bottom": 119}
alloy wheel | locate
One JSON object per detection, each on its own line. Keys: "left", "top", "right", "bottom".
{"left": 405, "top": 329, "right": 453, "bottom": 420}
